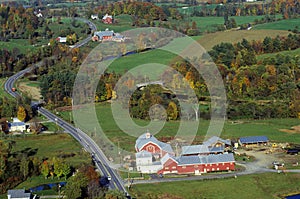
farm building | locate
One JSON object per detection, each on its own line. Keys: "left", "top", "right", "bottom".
{"left": 9, "top": 118, "right": 27, "bottom": 132}
{"left": 158, "top": 153, "right": 235, "bottom": 175}
{"left": 135, "top": 131, "right": 174, "bottom": 158}
{"left": 102, "top": 14, "right": 113, "bottom": 24}
{"left": 91, "top": 14, "right": 99, "bottom": 20}
{"left": 7, "top": 189, "right": 32, "bottom": 199}
{"left": 203, "top": 136, "right": 232, "bottom": 148}
{"left": 135, "top": 150, "right": 162, "bottom": 173}
{"left": 56, "top": 37, "right": 67, "bottom": 43}
{"left": 92, "top": 29, "right": 125, "bottom": 42}
{"left": 181, "top": 145, "right": 224, "bottom": 156}
{"left": 238, "top": 136, "right": 269, "bottom": 147}
{"left": 181, "top": 136, "right": 231, "bottom": 156}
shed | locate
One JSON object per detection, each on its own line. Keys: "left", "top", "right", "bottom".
{"left": 238, "top": 136, "right": 269, "bottom": 146}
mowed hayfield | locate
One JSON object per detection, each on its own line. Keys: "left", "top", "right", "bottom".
{"left": 196, "top": 29, "right": 292, "bottom": 50}
{"left": 130, "top": 173, "right": 300, "bottom": 199}
{"left": 253, "top": 18, "right": 300, "bottom": 30}
{"left": 61, "top": 103, "right": 300, "bottom": 153}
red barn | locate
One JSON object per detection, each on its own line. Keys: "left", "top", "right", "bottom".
{"left": 135, "top": 132, "right": 174, "bottom": 158}
{"left": 102, "top": 14, "right": 113, "bottom": 24}
{"left": 158, "top": 153, "right": 235, "bottom": 175}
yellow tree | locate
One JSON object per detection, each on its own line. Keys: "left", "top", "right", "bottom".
{"left": 17, "top": 105, "right": 26, "bottom": 122}
{"left": 167, "top": 101, "right": 178, "bottom": 120}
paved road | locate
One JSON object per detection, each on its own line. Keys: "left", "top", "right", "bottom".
{"left": 4, "top": 18, "right": 129, "bottom": 197}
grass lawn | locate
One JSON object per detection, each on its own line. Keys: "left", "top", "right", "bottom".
{"left": 8, "top": 133, "right": 91, "bottom": 168}
{"left": 130, "top": 173, "right": 300, "bottom": 199}
{"left": 256, "top": 48, "right": 300, "bottom": 61}
{"left": 253, "top": 18, "right": 300, "bottom": 30}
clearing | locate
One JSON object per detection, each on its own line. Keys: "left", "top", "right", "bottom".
{"left": 18, "top": 81, "right": 42, "bottom": 101}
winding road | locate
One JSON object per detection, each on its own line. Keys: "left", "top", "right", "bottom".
{"left": 4, "top": 17, "right": 129, "bottom": 197}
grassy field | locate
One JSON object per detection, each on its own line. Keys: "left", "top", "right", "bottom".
{"left": 8, "top": 133, "right": 91, "bottom": 168}
{"left": 107, "top": 49, "right": 177, "bottom": 75}
{"left": 196, "top": 29, "right": 291, "bottom": 50}
{"left": 0, "top": 39, "right": 37, "bottom": 54}
{"left": 188, "top": 15, "right": 273, "bottom": 32}
{"left": 130, "top": 173, "right": 300, "bottom": 199}
{"left": 253, "top": 18, "right": 300, "bottom": 30}
{"left": 61, "top": 103, "right": 300, "bottom": 154}
{"left": 256, "top": 48, "right": 300, "bottom": 61}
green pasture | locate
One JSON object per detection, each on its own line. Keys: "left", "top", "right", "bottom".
{"left": 253, "top": 18, "right": 300, "bottom": 30}
{"left": 60, "top": 102, "right": 300, "bottom": 154}
{"left": 8, "top": 133, "right": 91, "bottom": 168}
{"left": 107, "top": 49, "right": 177, "bottom": 75}
{"left": 130, "top": 173, "right": 300, "bottom": 199}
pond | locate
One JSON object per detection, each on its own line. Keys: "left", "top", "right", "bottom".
{"left": 29, "top": 182, "right": 67, "bottom": 192}
{"left": 286, "top": 194, "right": 300, "bottom": 199}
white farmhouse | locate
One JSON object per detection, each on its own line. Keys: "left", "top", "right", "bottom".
{"left": 135, "top": 150, "right": 162, "bottom": 173}
{"left": 9, "top": 118, "right": 26, "bottom": 132}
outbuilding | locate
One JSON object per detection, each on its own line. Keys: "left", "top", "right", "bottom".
{"left": 238, "top": 136, "right": 269, "bottom": 147}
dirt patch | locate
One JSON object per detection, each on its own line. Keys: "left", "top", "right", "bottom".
{"left": 18, "top": 82, "right": 42, "bottom": 100}
{"left": 279, "top": 126, "right": 300, "bottom": 134}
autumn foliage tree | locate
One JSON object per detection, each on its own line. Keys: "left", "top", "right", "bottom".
{"left": 17, "top": 105, "right": 26, "bottom": 122}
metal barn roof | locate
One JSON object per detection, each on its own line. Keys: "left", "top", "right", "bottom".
{"left": 239, "top": 136, "right": 269, "bottom": 144}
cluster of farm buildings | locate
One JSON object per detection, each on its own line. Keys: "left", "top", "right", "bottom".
{"left": 135, "top": 132, "right": 269, "bottom": 175}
